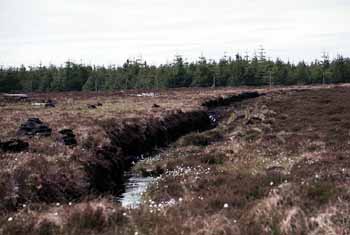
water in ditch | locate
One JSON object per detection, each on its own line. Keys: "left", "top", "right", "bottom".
{"left": 117, "top": 172, "right": 155, "bottom": 208}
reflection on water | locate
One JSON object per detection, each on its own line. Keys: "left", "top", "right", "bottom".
{"left": 117, "top": 174, "right": 155, "bottom": 208}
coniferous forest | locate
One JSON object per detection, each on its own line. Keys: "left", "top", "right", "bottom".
{"left": 1, "top": 53, "right": 350, "bottom": 92}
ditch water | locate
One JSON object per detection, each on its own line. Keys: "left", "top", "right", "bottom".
{"left": 116, "top": 172, "right": 155, "bottom": 208}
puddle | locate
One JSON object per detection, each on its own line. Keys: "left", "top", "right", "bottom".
{"left": 117, "top": 173, "right": 155, "bottom": 208}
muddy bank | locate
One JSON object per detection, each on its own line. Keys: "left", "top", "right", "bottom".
{"left": 201, "top": 91, "right": 262, "bottom": 108}
{"left": 0, "top": 110, "right": 213, "bottom": 211}
{"left": 85, "top": 110, "right": 212, "bottom": 192}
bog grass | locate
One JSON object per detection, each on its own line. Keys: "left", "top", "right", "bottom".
{"left": 1, "top": 85, "right": 350, "bottom": 234}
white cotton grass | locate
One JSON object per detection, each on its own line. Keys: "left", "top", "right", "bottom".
{"left": 8, "top": 217, "right": 13, "bottom": 222}
{"left": 143, "top": 165, "right": 212, "bottom": 214}
{"left": 147, "top": 198, "right": 177, "bottom": 211}
{"left": 224, "top": 203, "right": 229, "bottom": 208}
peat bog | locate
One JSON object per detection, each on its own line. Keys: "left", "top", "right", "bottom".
{"left": 0, "top": 85, "right": 350, "bottom": 235}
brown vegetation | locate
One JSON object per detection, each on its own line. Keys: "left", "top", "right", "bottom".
{"left": 1, "top": 85, "right": 350, "bottom": 234}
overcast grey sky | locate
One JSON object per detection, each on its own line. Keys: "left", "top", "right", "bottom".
{"left": 1, "top": 0, "right": 349, "bottom": 66}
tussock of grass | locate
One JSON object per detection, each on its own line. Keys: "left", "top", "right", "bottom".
{"left": 176, "top": 129, "right": 223, "bottom": 147}
{"left": 305, "top": 181, "right": 338, "bottom": 206}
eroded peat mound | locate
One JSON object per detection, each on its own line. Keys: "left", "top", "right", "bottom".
{"left": 1, "top": 86, "right": 349, "bottom": 235}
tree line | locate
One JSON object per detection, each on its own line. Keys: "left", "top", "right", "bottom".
{"left": 1, "top": 53, "right": 350, "bottom": 92}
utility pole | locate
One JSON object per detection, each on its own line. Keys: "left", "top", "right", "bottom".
{"left": 208, "top": 58, "right": 216, "bottom": 88}
{"left": 321, "top": 52, "right": 329, "bottom": 85}
{"left": 156, "top": 73, "right": 159, "bottom": 89}
{"left": 95, "top": 77, "right": 98, "bottom": 92}
{"left": 258, "top": 45, "right": 266, "bottom": 62}
{"left": 244, "top": 51, "right": 249, "bottom": 61}
{"left": 253, "top": 50, "right": 257, "bottom": 60}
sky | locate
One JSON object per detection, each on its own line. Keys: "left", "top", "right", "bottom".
{"left": 0, "top": 0, "right": 349, "bottom": 67}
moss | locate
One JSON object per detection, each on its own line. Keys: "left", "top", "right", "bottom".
{"left": 306, "top": 181, "right": 337, "bottom": 205}
{"left": 176, "top": 129, "right": 223, "bottom": 147}
{"left": 243, "top": 128, "right": 262, "bottom": 142}
{"left": 67, "top": 205, "right": 107, "bottom": 232}
{"left": 200, "top": 152, "right": 225, "bottom": 165}
{"left": 36, "top": 221, "right": 60, "bottom": 235}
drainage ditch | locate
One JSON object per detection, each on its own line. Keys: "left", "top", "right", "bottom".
{"left": 107, "top": 91, "right": 262, "bottom": 207}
